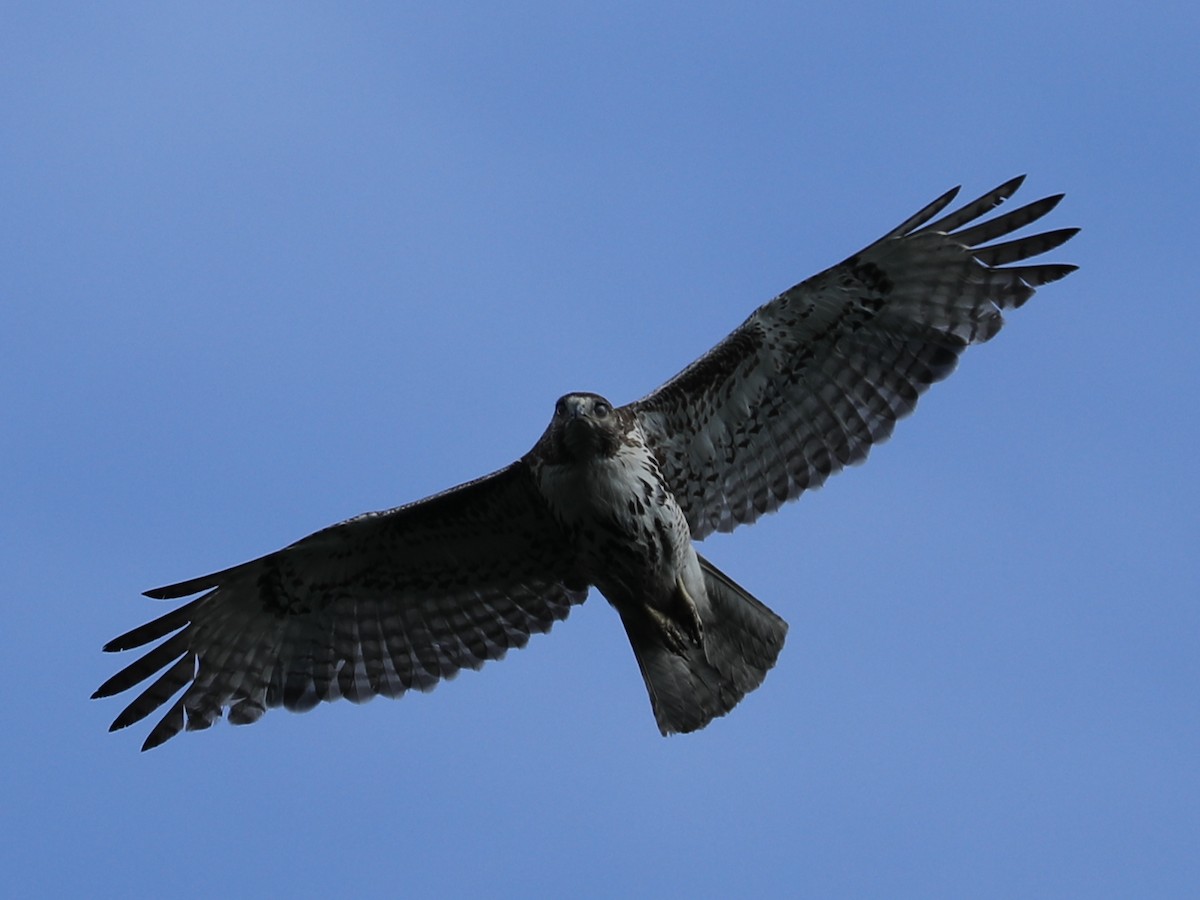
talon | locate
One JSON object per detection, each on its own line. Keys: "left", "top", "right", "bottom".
{"left": 647, "top": 606, "right": 691, "bottom": 654}
{"left": 674, "top": 577, "right": 704, "bottom": 644}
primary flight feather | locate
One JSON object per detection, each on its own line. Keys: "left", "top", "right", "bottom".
{"left": 95, "top": 176, "right": 1078, "bottom": 750}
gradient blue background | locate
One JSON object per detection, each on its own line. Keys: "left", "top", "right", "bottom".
{"left": 3, "top": 4, "right": 1196, "bottom": 897}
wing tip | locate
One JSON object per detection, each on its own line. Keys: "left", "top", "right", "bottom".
{"left": 141, "top": 732, "right": 169, "bottom": 752}
{"left": 143, "top": 581, "right": 201, "bottom": 600}
{"left": 1039, "top": 262, "right": 1080, "bottom": 283}
{"left": 998, "top": 173, "right": 1027, "bottom": 194}
{"left": 144, "top": 558, "right": 254, "bottom": 600}
{"left": 1042, "top": 191, "right": 1066, "bottom": 209}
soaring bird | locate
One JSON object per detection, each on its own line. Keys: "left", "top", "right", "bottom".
{"left": 94, "top": 176, "right": 1078, "bottom": 750}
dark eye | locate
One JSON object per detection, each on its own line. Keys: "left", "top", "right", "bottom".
{"left": 555, "top": 398, "right": 567, "bottom": 416}
{"left": 594, "top": 401, "right": 610, "bottom": 418}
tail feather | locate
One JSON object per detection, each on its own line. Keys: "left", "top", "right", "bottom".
{"left": 621, "top": 554, "right": 787, "bottom": 735}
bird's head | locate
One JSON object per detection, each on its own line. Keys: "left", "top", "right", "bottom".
{"left": 549, "top": 392, "right": 623, "bottom": 461}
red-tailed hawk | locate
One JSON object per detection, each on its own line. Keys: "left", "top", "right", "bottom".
{"left": 95, "top": 176, "right": 1078, "bottom": 750}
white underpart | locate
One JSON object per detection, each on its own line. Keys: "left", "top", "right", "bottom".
{"left": 537, "top": 430, "right": 709, "bottom": 620}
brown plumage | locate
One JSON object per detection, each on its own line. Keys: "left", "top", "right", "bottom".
{"left": 95, "top": 176, "right": 1077, "bottom": 749}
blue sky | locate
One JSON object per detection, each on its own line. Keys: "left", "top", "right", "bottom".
{"left": 3, "top": 3, "right": 1197, "bottom": 897}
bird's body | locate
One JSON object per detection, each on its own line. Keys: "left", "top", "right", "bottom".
{"left": 95, "top": 176, "right": 1079, "bottom": 750}
{"left": 527, "top": 392, "right": 785, "bottom": 731}
{"left": 530, "top": 394, "right": 702, "bottom": 632}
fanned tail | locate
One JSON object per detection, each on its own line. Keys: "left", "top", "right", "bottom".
{"left": 620, "top": 554, "right": 787, "bottom": 735}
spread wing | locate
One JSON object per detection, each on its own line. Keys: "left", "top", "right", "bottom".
{"left": 93, "top": 462, "right": 586, "bottom": 750}
{"left": 628, "top": 176, "right": 1078, "bottom": 539}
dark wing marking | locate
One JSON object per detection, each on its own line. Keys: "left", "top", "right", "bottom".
{"left": 94, "top": 462, "right": 586, "bottom": 750}
{"left": 628, "top": 176, "right": 1078, "bottom": 539}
